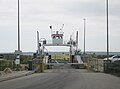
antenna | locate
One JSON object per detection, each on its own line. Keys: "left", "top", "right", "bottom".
{"left": 70, "top": 35, "right": 72, "bottom": 41}
{"left": 59, "top": 24, "right": 64, "bottom": 33}
{"left": 50, "top": 25, "right": 52, "bottom": 37}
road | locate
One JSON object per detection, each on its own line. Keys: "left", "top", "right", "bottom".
{"left": 0, "top": 68, "right": 120, "bottom": 89}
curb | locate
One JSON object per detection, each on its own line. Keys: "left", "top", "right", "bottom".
{"left": 0, "top": 71, "right": 35, "bottom": 82}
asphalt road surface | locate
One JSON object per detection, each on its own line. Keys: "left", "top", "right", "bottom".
{"left": 0, "top": 69, "right": 120, "bottom": 89}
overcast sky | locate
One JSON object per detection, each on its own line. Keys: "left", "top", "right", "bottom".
{"left": 0, "top": 0, "right": 120, "bottom": 52}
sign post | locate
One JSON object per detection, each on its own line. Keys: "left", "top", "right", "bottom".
{"left": 15, "top": 55, "right": 20, "bottom": 65}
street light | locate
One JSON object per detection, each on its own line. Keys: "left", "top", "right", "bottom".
{"left": 83, "top": 18, "right": 86, "bottom": 55}
{"left": 15, "top": 0, "right": 21, "bottom": 66}
{"left": 106, "top": 0, "right": 109, "bottom": 60}
{"left": 18, "top": 0, "right": 20, "bottom": 52}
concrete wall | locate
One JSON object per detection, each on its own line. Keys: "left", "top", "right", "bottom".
{"left": 86, "top": 58, "right": 104, "bottom": 72}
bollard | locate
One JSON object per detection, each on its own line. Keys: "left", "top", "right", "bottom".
{"left": 42, "top": 58, "right": 44, "bottom": 73}
{"left": 87, "top": 63, "right": 90, "bottom": 72}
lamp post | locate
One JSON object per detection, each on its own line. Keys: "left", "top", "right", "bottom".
{"left": 83, "top": 18, "right": 86, "bottom": 55}
{"left": 106, "top": 0, "right": 109, "bottom": 60}
{"left": 104, "top": 0, "right": 109, "bottom": 73}
{"left": 18, "top": 0, "right": 20, "bottom": 52}
{"left": 15, "top": 0, "right": 21, "bottom": 66}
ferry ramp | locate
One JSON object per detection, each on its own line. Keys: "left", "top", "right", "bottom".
{"left": 0, "top": 69, "right": 120, "bottom": 89}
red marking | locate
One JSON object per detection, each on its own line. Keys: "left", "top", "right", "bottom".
{"left": 52, "top": 34, "right": 63, "bottom": 36}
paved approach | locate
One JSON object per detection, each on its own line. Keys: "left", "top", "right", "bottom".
{"left": 0, "top": 69, "right": 120, "bottom": 89}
